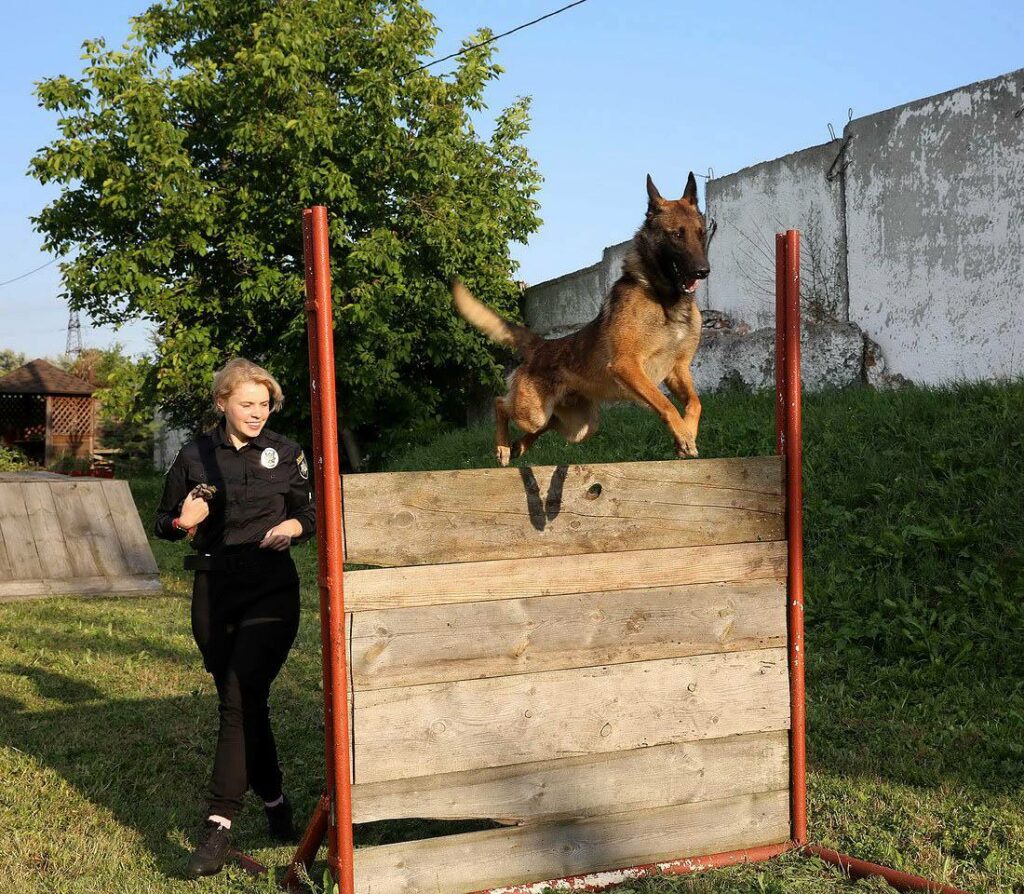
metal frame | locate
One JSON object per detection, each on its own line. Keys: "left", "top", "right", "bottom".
{"left": 285, "top": 212, "right": 969, "bottom": 894}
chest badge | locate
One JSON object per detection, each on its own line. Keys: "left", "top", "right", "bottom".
{"left": 260, "top": 447, "right": 280, "bottom": 469}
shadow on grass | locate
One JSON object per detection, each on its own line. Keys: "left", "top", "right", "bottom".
{"left": 4, "top": 689, "right": 219, "bottom": 878}
{"left": 1, "top": 661, "right": 497, "bottom": 882}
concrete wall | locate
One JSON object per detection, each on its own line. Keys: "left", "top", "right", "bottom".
{"left": 705, "top": 142, "right": 848, "bottom": 328}
{"left": 523, "top": 241, "right": 630, "bottom": 338}
{"left": 153, "top": 409, "right": 190, "bottom": 470}
{"left": 844, "top": 70, "right": 1024, "bottom": 383}
{"left": 520, "top": 67, "right": 1024, "bottom": 388}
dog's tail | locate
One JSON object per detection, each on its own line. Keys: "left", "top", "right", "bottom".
{"left": 451, "top": 279, "right": 542, "bottom": 358}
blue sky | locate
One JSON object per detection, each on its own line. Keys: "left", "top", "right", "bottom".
{"left": 1, "top": 0, "right": 1021, "bottom": 359}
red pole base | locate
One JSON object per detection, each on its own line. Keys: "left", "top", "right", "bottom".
{"left": 805, "top": 845, "right": 970, "bottom": 894}
{"left": 283, "top": 793, "right": 331, "bottom": 892}
{"left": 229, "top": 850, "right": 268, "bottom": 876}
{"left": 474, "top": 842, "right": 796, "bottom": 894}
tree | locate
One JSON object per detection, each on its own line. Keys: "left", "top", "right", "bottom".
{"left": 0, "top": 349, "right": 27, "bottom": 376}
{"left": 31, "top": 0, "right": 541, "bottom": 450}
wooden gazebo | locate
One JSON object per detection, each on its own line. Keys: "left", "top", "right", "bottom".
{"left": 0, "top": 359, "right": 96, "bottom": 466}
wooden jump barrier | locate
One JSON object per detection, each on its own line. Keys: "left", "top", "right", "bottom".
{"left": 285, "top": 209, "right": 969, "bottom": 894}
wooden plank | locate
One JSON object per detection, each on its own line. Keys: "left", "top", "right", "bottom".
{"left": 345, "top": 540, "right": 787, "bottom": 612}
{"left": 353, "top": 648, "right": 790, "bottom": 784}
{"left": 352, "top": 729, "right": 788, "bottom": 824}
{"left": 0, "top": 483, "right": 43, "bottom": 579}
{"left": 351, "top": 579, "right": 787, "bottom": 690}
{"left": 343, "top": 456, "right": 784, "bottom": 566}
{"left": 54, "top": 481, "right": 130, "bottom": 577}
{"left": 51, "top": 482, "right": 101, "bottom": 578}
{"left": 101, "top": 480, "right": 159, "bottom": 575}
{"left": 21, "top": 481, "right": 74, "bottom": 579}
{"left": 0, "top": 511, "right": 12, "bottom": 580}
{"left": 353, "top": 789, "right": 790, "bottom": 894}
{"left": 0, "top": 575, "right": 162, "bottom": 602}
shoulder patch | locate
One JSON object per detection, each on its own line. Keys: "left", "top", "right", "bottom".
{"left": 297, "top": 452, "right": 309, "bottom": 480}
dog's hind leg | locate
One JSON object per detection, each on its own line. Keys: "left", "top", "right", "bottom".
{"left": 511, "top": 423, "right": 551, "bottom": 460}
{"left": 505, "top": 377, "right": 554, "bottom": 463}
{"left": 552, "top": 399, "right": 600, "bottom": 444}
{"left": 495, "top": 397, "right": 514, "bottom": 467}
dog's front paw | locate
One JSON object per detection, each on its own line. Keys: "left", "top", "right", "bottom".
{"left": 675, "top": 436, "right": 699, "bottom": 459}
{"left": 496, "top": 446, "right": 511, "bottom": 467}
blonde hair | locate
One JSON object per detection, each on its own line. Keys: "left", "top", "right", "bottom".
{"left": 212, "top": 358, "right": 284, "bottom": 413}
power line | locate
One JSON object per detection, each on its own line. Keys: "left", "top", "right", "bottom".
{"left": 0, "top": 258, "right": 58, "bottom": 289}
{"left": 403, "top": 0, "right": 593, "bottom": 77}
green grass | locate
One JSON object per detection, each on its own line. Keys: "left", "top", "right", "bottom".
{"left": 2, "top": 382, "right": 1023, "bottom": 892}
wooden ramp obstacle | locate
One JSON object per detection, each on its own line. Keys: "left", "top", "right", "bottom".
{"left": 0, "top": 473, "right": 160, "bottom": 601}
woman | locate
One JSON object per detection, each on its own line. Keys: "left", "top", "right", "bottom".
{"left": 155, "top": 358, "right": 315, "bottom": 878}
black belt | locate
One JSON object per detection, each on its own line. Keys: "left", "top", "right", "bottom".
{"left": 184, "top": 547, "right": 288, "bottom": 572}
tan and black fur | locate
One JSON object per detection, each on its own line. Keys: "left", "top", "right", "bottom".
{"left": 453, "top": 172, "right": 710, "bottom": 466}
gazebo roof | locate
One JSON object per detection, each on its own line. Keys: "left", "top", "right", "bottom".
{"left": 0, "top": 359, "right": 95, "bottom": 396}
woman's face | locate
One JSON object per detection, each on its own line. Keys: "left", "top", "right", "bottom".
{"left": 218, "top": 381, "right": 271, "bottom": 444}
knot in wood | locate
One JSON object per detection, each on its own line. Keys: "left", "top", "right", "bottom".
{"left": 393, "top": 510, "right": 414, "bottom": 527}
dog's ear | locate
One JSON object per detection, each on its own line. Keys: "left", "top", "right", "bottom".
{"left": 646, "top": 174, "right": 664, "bottom": 216}
{"left": 682, "top": 171, "right": 699, "bottom": 207}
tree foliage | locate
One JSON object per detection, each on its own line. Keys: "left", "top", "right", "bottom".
{"left": 32, "top": 0, "right": 541, "bottom": 443}
{"left": 0, "top": 349, "right": 28, "bottom": 377}
{"left": 60, "top": 346, "right": 158, "bottom": 462}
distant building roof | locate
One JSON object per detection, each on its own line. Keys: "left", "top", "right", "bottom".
{"left": 0, "top": 359, "right": 95, "bottom": 396}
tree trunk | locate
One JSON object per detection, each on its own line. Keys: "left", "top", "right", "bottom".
{"left": 340, "top": 427, "right": 362, "bottom": 471}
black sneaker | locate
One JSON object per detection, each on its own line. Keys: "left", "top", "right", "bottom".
{"left": 185, "top": 820, "right": 232, "bottom": 879}
{"left": 264, "top": 795, "right": 295, "bottom": 842}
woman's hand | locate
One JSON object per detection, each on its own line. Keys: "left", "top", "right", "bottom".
{"left": 178, "top": 493, "right": 211, "bottom": 528}
{"left": 260, "top": 519, "right": 302, "bottom": 551}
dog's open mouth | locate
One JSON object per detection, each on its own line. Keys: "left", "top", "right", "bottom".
{"left": 671, "top": 261, "right": 700, "bottom": 296}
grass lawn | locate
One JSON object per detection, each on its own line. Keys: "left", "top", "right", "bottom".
{"left": 2, "top": 382, "right": 1022, "bottom": 893}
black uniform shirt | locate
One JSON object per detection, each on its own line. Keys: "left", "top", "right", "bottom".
{"left": 155, "top": 421, "right": 315, "bottom": 551}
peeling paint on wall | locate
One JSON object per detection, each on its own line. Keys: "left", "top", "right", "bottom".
{"left": 845, "top": 68, "right": 1024, "bottom": 383}
{"left": 705, "top": 142, "right": 847, "bottom": 330}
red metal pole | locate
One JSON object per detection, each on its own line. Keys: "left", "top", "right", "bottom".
{"left": 782, "top": 230, "right": 807, "bottom": 846}
{"left": 775, "top": 231, "right": 966, "bottom": 893}
{"left": 659, "top": 841, "right": 796, "bottom": 879}
{"left": 284, "top": 795, "right": 330, "bottom": 891}
{"left": 775, "top": 233, "right": 786, "bottom": 455}
{"left": 806, "top": 846, "right": 970, "bottom": 894}
{"left": 289, "top": 207, "right": 355, "bottom": 894}
{"left": 477, "top": 842, "right": 796, "bottom": 894}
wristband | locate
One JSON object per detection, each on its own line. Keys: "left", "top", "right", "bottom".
{"left": 172, "top": 517, "right": 197, "bottom": 540}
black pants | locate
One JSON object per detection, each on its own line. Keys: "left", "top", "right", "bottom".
{"left": 190, "top": 551, "right": 300, "bottom": 820}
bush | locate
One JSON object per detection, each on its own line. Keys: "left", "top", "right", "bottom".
{"left": 0, "top": 445, "right": 33, "bottom": 472}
